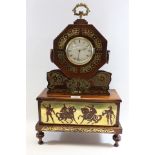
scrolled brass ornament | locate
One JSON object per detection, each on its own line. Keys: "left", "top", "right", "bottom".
{"left": 72, "top": 3, "right": 90, "bottom": 19}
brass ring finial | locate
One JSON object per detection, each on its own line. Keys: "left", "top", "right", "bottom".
{"left": 72, "top": 3, "right": 90, "bottom": 19}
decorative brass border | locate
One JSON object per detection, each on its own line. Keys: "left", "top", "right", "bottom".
{"left": 36, "top": 123, "right": 122, "bottom": 134}
{"left": 42, "top": 126, "right": 114, "bottom": 133}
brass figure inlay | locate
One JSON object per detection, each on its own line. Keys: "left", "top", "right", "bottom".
{"left": 41, "top": 101, "right": 117, "bottom": 126}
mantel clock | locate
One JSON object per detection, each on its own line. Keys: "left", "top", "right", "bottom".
{"left": 35, "top": 3, "right": 123, "bottom": 147}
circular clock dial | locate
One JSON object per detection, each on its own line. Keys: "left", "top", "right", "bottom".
{"left": 66, "top": 37, "right": 94, "bottom": 65}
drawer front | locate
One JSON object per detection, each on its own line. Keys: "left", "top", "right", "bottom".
{"left": 40, "top": 101, "right": 119, "bottom": 126}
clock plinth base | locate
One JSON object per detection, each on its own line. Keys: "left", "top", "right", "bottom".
{"left": 35, "top": 122, "right": 122, "bottom": 147}
{"left": 35, "top": 88, "right": 122, "bottom": 146}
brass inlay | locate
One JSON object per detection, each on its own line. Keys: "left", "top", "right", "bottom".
{"left": 41, "top": 126, "right": 115, "bottom": 133}
{"left": 81, "top": 28, "right": 102, "bottom": 50}
{"left": 58, "top": 28, "right": 80, "bottom": 49}
{"left": 41, "top": 101, "right": 117, "bottom": 126}
{"left": 80, "top": 53, "right": 102, "bottom": 73}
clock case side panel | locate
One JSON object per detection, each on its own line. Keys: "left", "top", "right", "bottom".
{"left": 37, "top": 99, "right": 42, "bottom": 124}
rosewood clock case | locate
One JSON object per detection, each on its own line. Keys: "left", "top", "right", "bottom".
{"left": 35, "top": 3, "right": 123, "bottom": 147}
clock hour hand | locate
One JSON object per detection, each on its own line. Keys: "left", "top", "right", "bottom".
{"left": 77, "top": 50, "right": 80, "bottom": 61}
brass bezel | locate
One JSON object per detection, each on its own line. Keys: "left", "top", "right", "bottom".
{"left": 65, "top": 37, "right": 94, "bottom": 66}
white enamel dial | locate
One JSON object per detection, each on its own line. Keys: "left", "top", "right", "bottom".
{"left": 66, "top": 37, "right": 94, "bottom": 65}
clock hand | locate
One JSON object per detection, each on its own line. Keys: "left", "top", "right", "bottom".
{"left": 81, "top": 46, "right": 89, "bottom": 51}
{"left": 70, "top": 47, "right": 81, "bottom": 51}
{"left": 77, "top": 50, "right": 80, "bottom": 61}
{"left": 82, "top": 48, "right": 87, "bottom": 51}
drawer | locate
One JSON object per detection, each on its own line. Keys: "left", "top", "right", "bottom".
{"left": 39, "top": 100, "right": 119, "bottom": 126}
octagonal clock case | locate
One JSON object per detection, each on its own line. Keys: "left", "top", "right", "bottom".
{"left": 35, "top": 3, "right": 123, "bottom": 147}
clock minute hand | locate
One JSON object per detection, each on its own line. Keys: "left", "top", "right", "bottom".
{"left": 81, "top": 47, "right": 88, "bottom": 51}
{"left": 72, "top": 47, "right": 79, "bottom": 50}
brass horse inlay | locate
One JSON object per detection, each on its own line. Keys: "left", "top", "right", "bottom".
{"left": 78, "top": 105, "right": 102, "bottom": 124}
{"left": 56, "top": 104, "right": 78, "bottom": 124}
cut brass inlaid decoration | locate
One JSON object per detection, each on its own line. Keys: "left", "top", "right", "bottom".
{"left": 41, "top": 101, "right": 117, "bottom": 126}
{"left": 47, "top": 70, "right": 111, "bottom": 95}
{"left": 58, "top": 28, "right": 80, "bottom": 49}
{"left": 41, "top": 126, "right": 115, "bottom": 133}
{"left": 80, "top": 53, "right": 102, "bottom": 73}
{"left": 81, "top": 28, "right": 102, "bottom": 50}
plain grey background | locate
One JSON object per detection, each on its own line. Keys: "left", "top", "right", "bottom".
{"left": 27, "top": 0, "right": 128, "bottom": 130}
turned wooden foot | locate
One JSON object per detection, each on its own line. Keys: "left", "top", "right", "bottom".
{"left": 36, "top": 131, "right": 44, "bottom": 144}
{"left": 113, "top": 134, "right": 121, "bottom": 147}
